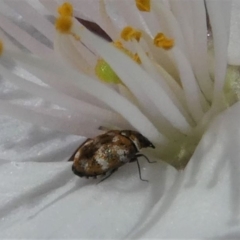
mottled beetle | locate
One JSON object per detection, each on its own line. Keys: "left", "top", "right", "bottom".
{"left": 69, "top": 130, "right": 155, "bottom": 182}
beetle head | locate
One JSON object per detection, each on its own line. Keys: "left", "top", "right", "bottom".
{"left": 120, "top": 130, "right": 155, "bottom": 150}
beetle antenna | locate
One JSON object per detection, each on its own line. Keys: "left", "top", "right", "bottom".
{"left": 136, "top": 159, "right": 148, "bottom": 182}
{"left": 135, "top": 153, "right": 156, "bottom": 163}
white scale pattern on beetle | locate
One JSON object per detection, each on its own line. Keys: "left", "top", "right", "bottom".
{"left": 74, "top": 151, "right": 80, "bottom": 159}
{"left": 84, "top": 162, "right": 89, "bottom": 170}
{"left": 95, "top": 145, "right": 109, "bottom": 170}
{"left": 96, "top": 158, "right": 109, "bottom": 170}
{"left": 112, "top": 145, "right": 129, "bottom": 163}
{"left": 112, "top": 136, "right": 120, "bottom": 142}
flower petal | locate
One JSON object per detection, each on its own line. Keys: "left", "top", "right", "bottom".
{"left": 228, "top": 0, "right": 240, "bottom": 65}
{"left": 1, "top": 102, "right": 240, "bottom": 238}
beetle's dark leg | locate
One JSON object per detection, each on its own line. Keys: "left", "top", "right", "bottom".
{"left": 135, "top": 153, "right": 156, "bottom": 163}
{"left": 136, "top": 159, "right": 148, "bottom": 182}
{"left": 98, "top": 169, "right": 118, "bottom": 184}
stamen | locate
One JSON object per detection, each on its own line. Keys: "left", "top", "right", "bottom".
{"left": 133, "top": 53, "right": 141, "bottom": 64}
{"left": 57, "top": 2, "right": 73, "bottom": 17}
{"left": 121, "top": 26, "right": 142, "bottom": 42}
{"left": 73, "top": 21, "right": 191, "bottom": 134}
{"left": 0, "top": 40, "right": 3, "bottom": 56}
{"left": 135, "top": 0, "right": 151, "bottom": 12}
{"left": 95, "top": 59, "right": 122, "bottom": 84}
{"left": 71, "top": 32, "right": 81, "bottom": 41}
{"left": 113, "top": 40, "right": 124, "bottom": 49}
{"left": 113, "top": 40, "right": 141, "bottom": 64}
{"left": 154, "top": 33, "right": 174, "bottom": 50}
{"left": 55, "top": 16, "right": 73, "bottom": 34}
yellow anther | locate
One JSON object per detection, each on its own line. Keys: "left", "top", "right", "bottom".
{"left": 135, "top": 0, "right": 151, "bottom": 12}
{"left": 0, "top": 40, "right": 3, "bottom": 56}
{"left": 154, "top": 33, "right": 174, "bottom": 50}
{"left": 58, "top": 2, "right": 73, "bottom": 16}
{"left": 113, "top": 40, "right": 124, "bottom": 49}
{"left": 133, "top": 53, "right": 141, "bottom": 64}
{"left": 55, "top": 16, "right": 73, "bottom": 34}
{"left": 121, "top": 27, "right": 134, "bottom": 41}
{"left": 121, "top": 26, "right": 142, "bottom": 42}
{"left": 134, "top": 31, "right": 142, "bottom": 42}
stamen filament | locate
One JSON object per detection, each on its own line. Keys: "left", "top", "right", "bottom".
{"left": 0, "top": 64, "right": 128, "bottom": 130}
{"left": 151, "top": 0, "right": 187, "bottom": 56}
{"left": 55, "top": 33, "right": 94, "bottom": 76}
{"left": 0, "top": 100, "right": 100, "bottom": 138}
{"left": 132, "top": 39, "right": 193, "bottom": 125}
{"left": 73, "top": 20, "right": 192, "bottom": 135}
{"left": 3, "top": 0, "right": 54, "bottom": 41}
{"left": 0, "top": 14, "right": 54, "bottom": 58}
{"left": 206, "top": 0, "right": 231, "bottom": 107}
{"left": 171, "top": 47, "right": 205, "bottom": 122}
{"left": 140, "top": 31, "right": 179, "bottom": 80}
{"left": 3, "top": 49, "right": 165, "bottom": 144}
{"left": 172, "top": 0, "right": 213, "bottom": 101}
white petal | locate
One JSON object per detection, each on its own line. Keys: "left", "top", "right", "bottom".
{"left": 228, "top": 0, "right": 240, "bottom": 65}
{"left": 1, "top": 102, "right": 240, "bottom": 238}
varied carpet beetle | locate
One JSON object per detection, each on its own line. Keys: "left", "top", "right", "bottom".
{"left": 69, "top": 130, "right": 155, "bottom": 182}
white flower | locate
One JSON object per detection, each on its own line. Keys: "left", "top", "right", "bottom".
{"left": 0, "top": 0, "right": 240, "bottom": 238}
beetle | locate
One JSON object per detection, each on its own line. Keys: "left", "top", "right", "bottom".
{"left": 69, "top": 130, "right": 155, "bottom": 182}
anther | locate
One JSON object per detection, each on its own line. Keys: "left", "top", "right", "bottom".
{"left": 0, "top": 40, "right": 3, "bottom": 56}
{"left": 135, "top": 0, "right": 151, "bottom": 12}
{"left": 121, "top": 26, "right": 142, "bottom": 42}
{"left": 154, "top": 33, "right": 174, "bottom": 50}
{"left": 55, "top": 16, "right": 73, "bottom": 34}
{"left": 58, "top": 2, "right": 73, "bottom": 17}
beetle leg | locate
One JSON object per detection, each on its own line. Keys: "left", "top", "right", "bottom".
{"left": 98, "top": 169, "right": 118, "bottom": 184}
{"left": 135, "top": 153, "right": 156, "bottom": 163}
{"left": 135, "top": 158, "right": 148, "bottom": 182}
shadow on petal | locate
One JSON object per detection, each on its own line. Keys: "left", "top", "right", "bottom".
{"left": 0, "top": 166, "right": 73, "bottom": 222}
{"left": 125, "top": 163, "right": 181, "bottom": 238}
